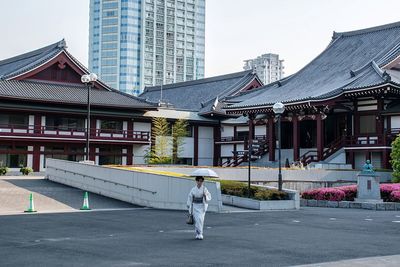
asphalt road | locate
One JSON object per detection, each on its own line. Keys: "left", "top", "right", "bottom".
{"left": 0, "top": 207, "right": 400, "bottom": 266}
{"left": 0, "top": 176, "right": 138, "bottom": 215}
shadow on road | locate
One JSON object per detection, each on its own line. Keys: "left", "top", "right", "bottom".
{"left": 3, "top": 177, "right": 141, "bottom": 210}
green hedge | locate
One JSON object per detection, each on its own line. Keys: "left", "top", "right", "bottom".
{"left": 217, "top": 180, "right": 289, "bottom": 201}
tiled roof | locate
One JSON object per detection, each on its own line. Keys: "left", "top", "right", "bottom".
{"left": 140, "top": 70, "right": 260, "bottom": 112}
{"left": 0, "top": 80, "right": 155, "bottom": 109}
{"left": 0, "top": 40, "right": 65, "bottom": 80}
{"left": 225, "top": 21, "right": 400, "bottom": 111}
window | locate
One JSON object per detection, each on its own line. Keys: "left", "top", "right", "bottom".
{"left": 360, "top": 115, "right": 377, "bottom": 134}
{"left": 237, "top": 131, "right": 249, "bottom": 140}
{"left": 100, "top": 120, "right": 123, "bottom": 131}
{"left": 0, "top": 114, "right": 28, "bottom": 127}
{"left": 43, "top": 146, "right": 84, "bottom": 167}
{"left": 0, "top": 145, "right": 27, "bottom": 168}
{"left": 46, "top": 117, "right": 85, "bottom": 131}
{"left": 99, "top": 147, "right": 122, "bottom": 165}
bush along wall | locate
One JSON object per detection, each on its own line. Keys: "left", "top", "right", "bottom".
{"left": 218, "top": 180, "right": 289, "bottom": 201}
{"left": 302, "top": 184, "right": 400, "bottom": 202}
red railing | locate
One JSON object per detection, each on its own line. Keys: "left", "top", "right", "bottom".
{"left": 0, "top": 124, "right": 150, "bottom": 142}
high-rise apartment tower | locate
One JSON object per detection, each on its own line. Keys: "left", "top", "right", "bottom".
{"left": 243, "top": 53, "right": 284, "bottom": 85}
{"left": 89, "top": 0, "right": 205, "bottom": 95}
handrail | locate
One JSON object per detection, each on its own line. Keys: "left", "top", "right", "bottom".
{"left": 50, "top": 166, "right": 157, "bottom": 194}
{"left": 221, "top": 139, "right": 268, "bottom": 167}
{"left": 0, "top": 124, "right": 150, "bottom": 141}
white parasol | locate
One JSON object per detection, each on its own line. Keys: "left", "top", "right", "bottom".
{"left": 190, "top": 168, "right": 219, "bottom": 178}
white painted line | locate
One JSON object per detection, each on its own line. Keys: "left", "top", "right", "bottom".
{"left": 292, "top": 220, "right": 300, "bottom": 223}
{"left": 329, "top": 218, "right": 336, "bottom": 220}
{"left": 365, "top": 219, "right": 373, "bottom": 221}
{"left": 206, "top": 226, "right": 212, "bottom": 229}
{"left": 169, "top": 229, "right": 193, "bottom": 233}
{"left": 396, "top": 215, "right": 400, "bottom": 218}
{"left": 392, "top": 221, "right": 400, "bottom": 223}
{"left": 159, "top": 230, "right": 164, "bottom": 233}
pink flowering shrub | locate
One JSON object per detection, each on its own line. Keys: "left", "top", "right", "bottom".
{"left": 301, "top": 189, "right": 319, "bottom": 200}
{"left": 302, "top": 183, "right": 400, "bottom": 202}
{"left": 380, "top": 183, "right": 400, "bottom": 201}
{"left": 314, "top": 188, "right": 345, "bottom": 201}
{"left": 390, "top": 191, "right": 400, "bottom": 202}
{"left": 336, "top": 185, "right": 357, "bottom": 201}
{"left": 301, "top": 188, "right": 345, "bottom": 201}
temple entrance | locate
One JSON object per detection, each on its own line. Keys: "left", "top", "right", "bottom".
{"left": 325, "top": 114, "right": 347, "bottom": 145}
{"left": 300, "top": 120, "right": 316, "bottom": 148}
{"left": 280, "top": 121, "right": 293, "bottom": 149}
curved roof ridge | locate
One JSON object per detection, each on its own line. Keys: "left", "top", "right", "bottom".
{"left": 217, "top": 71, "right": 255, "bottom": 97}
{"left": 142, "top": 70, "right": 253, "bottom": 93}
{"left": 333, "top": 21, "right": 400, "bottom": 38}
{"left": 0, "top": 39, "right": 64, "bottom": 67}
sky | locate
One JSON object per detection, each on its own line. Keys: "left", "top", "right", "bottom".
{"left": 0, "top": 0, "right": 400, "bottom": 77}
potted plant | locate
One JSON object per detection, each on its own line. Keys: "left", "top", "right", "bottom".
{"left": 20, "top": 166, "right": 33, "bottom": 176}
{"left": 0, "top": 165, "right": 8, "bottom": 176}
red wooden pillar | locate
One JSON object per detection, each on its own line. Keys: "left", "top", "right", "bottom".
{"left": 268, "top": 118, "right": 276, "bottom": 161}
{"left": 347, "top": 151, "right": 355, "bottom": 169}
{"left": 387, "top": 115, "right": 392, "bottom": 132}
{"left": 32, "top": 145, "right": 41, "bottom": 172}
{"left": 317, "top": 114, "right": 324, "bottom": 161}
{"left": 193, "top": 125, "right": 199, "bottom": 166}
{"left": 365, "top": 151, "right": 371, "bottom": 161}
{"left": 248, "top": 114, "right": 255, "bottom": 145}
{"left": 353, "top": 101, "right": 360, "bottom": 136}
{"left": 382, "top": 149, "right": 391, "bottom": 169}
{"left": 90, "top": 118, "right": 97, "bottom": 138}
{"left": 377, "top": 99, "right": 384, "bottom": 131}
{"left": 213, "top": 126, "right": 221, "bottom": 166}
{"left": 34, "top": 114, "right": 42, "bottom": 134}
{"left": 127, "top": 120, "right": 133, "bottom": 139}
{"left": 127, "top": 146, "right": 133, "bottom": 165}
{"left": 293, "top": 116, "right": 300, "bottom": 161}
{"left": 233, "top": 126, "right": 238, "bottom": 161}
{"left": 89, "top": 147, "right": 96, "bottom": 162}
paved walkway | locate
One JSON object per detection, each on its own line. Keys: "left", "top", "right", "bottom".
{"left": 0, "top": 208, "right": 399, "bottom": 266}
{"left": 0, "top": 176, "right": 139, "bottom": 215}
{"left": 295, "top": 254, "right": 400, "bottom": 267}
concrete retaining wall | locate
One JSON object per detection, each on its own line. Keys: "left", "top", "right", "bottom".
{"left": 46, "top": 159, "right": 223, "bottom": 212}
{"left": 222, "top": 186, "right": 299, "bottom": 210}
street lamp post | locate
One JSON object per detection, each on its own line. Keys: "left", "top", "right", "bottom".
{"left": 273, "top": 102, "right": 285, "bottom": 191}
{"left": 81, "top": 73, "right": 98, "bottom": 161}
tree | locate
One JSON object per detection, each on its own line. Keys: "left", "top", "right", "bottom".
{"left": 146, "top": 117, "right": 171, "bottom": 164}
{"left": 172, "top": 119, "right": 188, "bottom": 164}
{"left": 390, "top": 135, "right": 400, "bottom": 182}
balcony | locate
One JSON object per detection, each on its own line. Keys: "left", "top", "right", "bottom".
{"left": 215, "top": 135, "right": 266, "bottom": 144}
{"left": 0, "top": 125, "right": 150, "bottom": 143}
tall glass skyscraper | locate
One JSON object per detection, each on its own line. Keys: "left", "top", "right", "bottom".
{"left": 89, "top": 0, "right": 206, "bottom": 95}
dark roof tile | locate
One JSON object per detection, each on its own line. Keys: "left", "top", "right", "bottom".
{"left": 226, "top": 21, "right": 400, "bottom": 110}
{"left": 0, "top": 80, "right": 155, "bottom": 109}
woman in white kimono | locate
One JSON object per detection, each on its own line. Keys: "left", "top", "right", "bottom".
{"left": 187, "top": 176, "right": 212, "bottom": 240}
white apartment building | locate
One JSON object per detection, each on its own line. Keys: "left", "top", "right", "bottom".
{"left": 243, "top": 53, "right": 284, "bottom": 84}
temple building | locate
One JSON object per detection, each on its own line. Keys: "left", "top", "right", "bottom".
{"left": 0, "top": 40, "right": 262, "bottom": 171}
{"left": 140, "top": 70, "right": 263, "bottom": 166}
{"left": 2, "top": 21, "right": 400, "bottom": 172}
{"left": 0, "top": 40, "right": 157, "bottom": 172}
{"left": 223, "top": 21, "right": 400, "bottom": 169}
